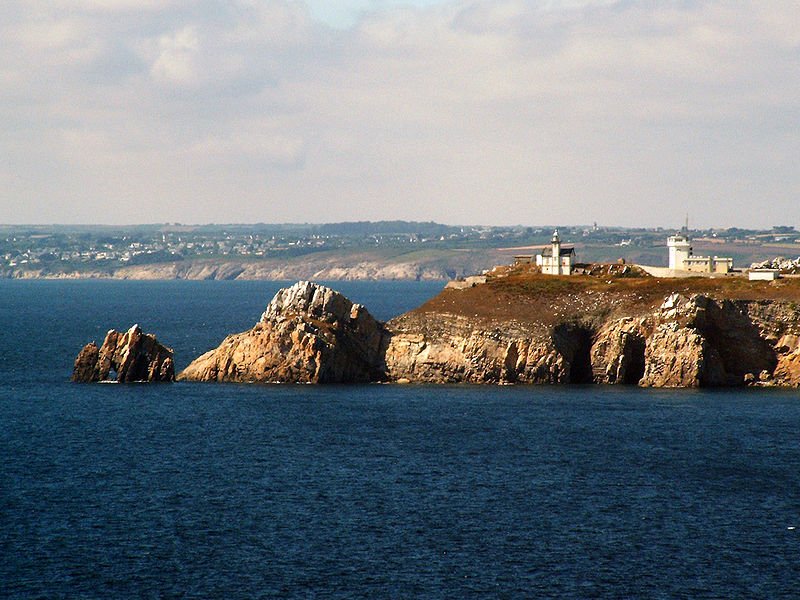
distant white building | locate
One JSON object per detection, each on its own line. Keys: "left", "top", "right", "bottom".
{"left": 749, "top": 269, "right": 780, "bottom": 281}
{"left": 667, "top": 233, "right": 732, "bottom": 274}
{"left": 667, "top": 234, "right": 692, "bottom": 270}
{"left": 536, "top": 230, "right": 576, "bottom": 275}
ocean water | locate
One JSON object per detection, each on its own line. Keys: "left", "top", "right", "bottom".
{"left": 2, "top": 280, "right": 800, "bottom": 599}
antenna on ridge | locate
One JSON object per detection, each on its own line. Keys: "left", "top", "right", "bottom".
{"left": 684, "top": 213, "right": 689, "bottom": 233}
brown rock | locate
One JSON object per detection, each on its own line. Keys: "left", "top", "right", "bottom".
{"left": 385, "top": 291, "right": 798, "bottom": 387}
{"left": 72, "top": 325, "right": 175, "bottom": 383}
{"left": 382, "top": 315, "right": 569, "bottom": 384}
{"left": 590, "top": 317, "right": 649, "bottom": 384}
{"left": 178, "top": 281, "right": 387, "bottom": 383}
{"left": 72, "top": 342, "right": 100, "bottom": 383}
{"left": 176, "top": 278, "right": 800, "bottom": 387}
{"left": 636, "top": 294, "right": 782, "bottom": 387}
{"left": 639, "top": 324, "right": 712, "bottom": 387}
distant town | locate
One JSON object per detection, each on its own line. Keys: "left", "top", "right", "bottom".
{"left": 1, "top": 221, "right": 799, "bottom": 277}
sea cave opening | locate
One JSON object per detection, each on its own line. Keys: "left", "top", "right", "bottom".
{"left": 554, "top": 323, "right": 595, "bottom": 384}
{"left": 621, "top": 335, "right": 646, "bottom": 385}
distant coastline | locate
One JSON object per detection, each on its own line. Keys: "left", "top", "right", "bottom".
{"left": 4, "top": 222, "right": 799, "bottom": 281}
{"left": 0, "top": 256, "right": 473, "bottom": 281}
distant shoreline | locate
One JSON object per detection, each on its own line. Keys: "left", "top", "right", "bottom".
{"left": 0, "top": 263, "right": 456, "bottom": 282}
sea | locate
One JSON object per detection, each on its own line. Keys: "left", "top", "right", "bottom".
{"left": 1, "top": 280, "right": 800, "bottom": 599}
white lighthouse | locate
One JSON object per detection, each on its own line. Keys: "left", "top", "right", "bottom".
{"left": 551, "top": 229, "right": 561, "bottom": 273}
{"left": 667, "top": 234, "right": 692, "bottom": 270}
{"left": 536, "top": 229, "right": 575, "bottom": 275}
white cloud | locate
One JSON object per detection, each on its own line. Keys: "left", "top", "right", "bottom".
{"left": 188, "top": 130, "right": 306, "bottom": 168}
{"left": 150, "top": 26, "right": 201, "bottom": 85}
{"left": 1, "top": 0, "right": 799, "bottom": 226}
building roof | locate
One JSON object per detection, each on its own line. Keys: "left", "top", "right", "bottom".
{"left": 541, "top": 246, "right": 576, "bottom": 257}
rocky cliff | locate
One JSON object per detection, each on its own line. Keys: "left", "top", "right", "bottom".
{"left": 178, "top": 281, "right": 387, "bottom": 383}
{"left": 72, "top": 325, "right": 174, "bottom": 383}
{"left": 179, "top": 273, "right": 800, "bottom": 387}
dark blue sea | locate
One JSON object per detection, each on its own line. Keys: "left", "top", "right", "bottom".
{"left": 2, "top": 280, "right": 800, "bottom": 599}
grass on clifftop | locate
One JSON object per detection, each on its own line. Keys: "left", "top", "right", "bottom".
{"left": 400, "top": 265, "right": 800, "bottom": 328}
{"left": 496, "top": 268, "right": 800, "bottom": 300}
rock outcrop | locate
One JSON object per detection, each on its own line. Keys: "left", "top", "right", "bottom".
{"left": 72, "top": 325, "right": 175, "bottom": 383}
{"left": 381, "top": 319, "right": 569, "bottom": 384}
{"left": 636, "top": 293, "right": 779, "bottom": 387}
{"left": 178, "top": 281, "right": 387, "bottom": 383}
{"left": 590, "top": 318, "right": 647, "bottom": 385}
{"left": 179, "top": 278, "right": 800, "bottom": 387}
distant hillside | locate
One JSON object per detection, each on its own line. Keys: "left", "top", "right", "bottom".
{"left": 3, "top": 248, "right": 513, "bottom": 281}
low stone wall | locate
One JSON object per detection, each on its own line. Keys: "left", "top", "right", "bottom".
{"left": 638, "top": 265, "right": 743, "bottom": 279}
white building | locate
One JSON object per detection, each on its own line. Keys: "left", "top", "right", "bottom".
{"left": 749, "top": 269, "right": 780, "bottom": 281}
{"left": 536, "top": 230, "right": 576, "bottom": 275}
{"left": 667, "top": 233, "right": 732, "bottom": 274}
{"left": 667, "top": 234, "right": 692, "bottom": 270}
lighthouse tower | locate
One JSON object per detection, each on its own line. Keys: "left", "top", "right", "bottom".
{"left": 551, "top": 229, "right": 562, "bottom": 275}
{"left": 667, "top": 234, "right": 692, "bottom": 270}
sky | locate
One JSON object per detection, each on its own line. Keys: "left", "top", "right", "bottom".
{"left": 1, "top": 0, "right": 799, "bottom": 228}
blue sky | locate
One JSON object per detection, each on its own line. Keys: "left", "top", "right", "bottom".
{"left": 1, "top": 1, "right": 798, "bottom": 228}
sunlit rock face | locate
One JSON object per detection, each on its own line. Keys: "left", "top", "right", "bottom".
{"left": 179, "top": 279, "right": 800, "bottom": 388}
{"left": 385, "top": 291, "right": 799, "bottom": 388}
{"left": 72, "top": 325, "right": 174, "bottom": 383}
{"left": 179, "top": 281, "right": 387, "bottom": 384}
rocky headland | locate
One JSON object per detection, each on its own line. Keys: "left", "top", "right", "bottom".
{"left": 179, "top": 270, "right": 800, "bottom": 387}
{"left": 178, "top": 281, "right": 387, "bottom": 383}
{"left": 73, "top": 325, "right": 175, "bottom": 383}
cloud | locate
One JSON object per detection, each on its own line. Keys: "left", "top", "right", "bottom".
{"left": 188, "top": 130, "right": 307, "bottom": 169}
{"left": 150, "top": 26, "right": 201, "bottom": 85}
{"left": 1, "top": 0, "right": 799, "bottom": 227}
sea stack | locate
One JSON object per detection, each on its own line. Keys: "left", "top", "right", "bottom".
{"left": 178, "top": 281, "right": 388, "bottom": 383}
{"left": 72, "top": 324, "right": 175, "bottom": 383}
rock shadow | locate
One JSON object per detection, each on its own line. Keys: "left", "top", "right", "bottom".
{"left": 621, "top": 334, "right": 646, "bottom": 385}
{"left": 553, "top": 323, "right": 595, "bottom": 384}
{"left": 700, "top": 300, "right": 777, "bottom": 383}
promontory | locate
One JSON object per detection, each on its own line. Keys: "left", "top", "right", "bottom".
{"left": 178, "top": 266, "right": 800, "bottom": 387}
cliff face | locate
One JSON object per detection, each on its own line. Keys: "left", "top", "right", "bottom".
{"left": 386, "top": 290, "right": 800, "bottom": 387}
{"left": 179, "top": 277, "right": 800, "bottom": 387}
{"left": 178, "top": 281, "right": 387, "bottom": 383}
{"left": 72, "top": 325, "right": 174, "bottom": 383}
{"left": 382, "top": 316, "right": 571, "bottom": 384}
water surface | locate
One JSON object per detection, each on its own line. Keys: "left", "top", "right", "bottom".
{"left": 1, "top": 280, "right": 799, "bottom": 598}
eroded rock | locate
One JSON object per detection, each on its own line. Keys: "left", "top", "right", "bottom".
{"left": 639, "top": 323, "right": 719, "bottom": 387}
{"left": 178, "top": 281, "right": 387, "bottom": 383}
{"left": 72, "top": 325, "right": 175, "bottom": 383}
{"left": 590, "top": 317, "right": 649, "bottom": 385}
